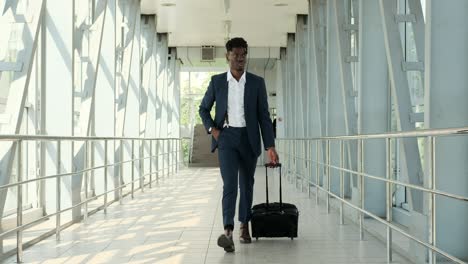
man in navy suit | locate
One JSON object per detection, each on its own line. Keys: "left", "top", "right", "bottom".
{"left": 199, "top": 37, "right": 279, "bottom": 252}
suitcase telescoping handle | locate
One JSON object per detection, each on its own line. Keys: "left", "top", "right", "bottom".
{"left": 264, "top": 163, "right": 282, "bottom": 208}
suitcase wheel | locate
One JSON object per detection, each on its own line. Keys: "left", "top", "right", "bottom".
{"left": 291, "top": 237, "right": 294, "bottom": 240}
{"left": 256, "top": 237, "right": 259, "bottom": 241}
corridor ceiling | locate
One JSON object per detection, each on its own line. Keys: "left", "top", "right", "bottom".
{"left": 141, "top": 0, "right": 308, "bottom": 47}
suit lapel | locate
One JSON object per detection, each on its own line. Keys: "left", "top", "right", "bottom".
{"left": 219, "top": 72, "right": 229, "bottom": 118}
{"left": 244, "top": 72, "right": 252, "bottom": 115}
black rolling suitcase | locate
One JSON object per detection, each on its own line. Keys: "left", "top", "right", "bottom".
{"left": 251, "top": 163, "right": 299, "bottom": 240}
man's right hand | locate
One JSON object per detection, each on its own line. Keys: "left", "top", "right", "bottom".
{"left": 211, "top": 127, "right": 220, "bottom": 141}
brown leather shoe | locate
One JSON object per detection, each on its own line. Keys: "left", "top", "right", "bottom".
{"left": 239, "top": 223, "right": 252, "bottom": 244}
{"left": 217, "top": 233, "right": 235, "bottom": 252}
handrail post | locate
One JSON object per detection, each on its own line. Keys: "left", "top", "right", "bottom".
{"left": 288, "top": 140, "right": 291, "bottom": 182}
{"left": 297, "top": 140, "right": 300, "bottom": 187}
{"left": 140, "top": 140, "right": 144, "bottom": 192}
{"left": 428, "top": 136, "right": 436, "bottom": 264}
{"left": 176, "top": 139, "right": 179, "bottom": 173}
{"left": 163, "top": 140, "right": 165, "bottom": 177}
{"left": 316, "top": 140, "right": 319, "bottom": 205}
{"left": 340, "top": 140, "right": 344, "bottom": 225}
{"left": 156, "top": 140, "right": 159, "bottom": 184}
{"left": 56, "top": 140, "right": 61, "bottom": 241}
{"left": 359, "top": 139, "right": 364, "bottom": 240}
{"left": 167, "top": 140, "right": 170, "bottom": 176}
{"left": 131, "top": 140, "right": 135, "bottom": 199}
{"left": 326, "top": 140, "right": 330, "bottom": 214}
{"left": 308, "top": 140, "right": 311, "bottom": 198}
{"left": 301, "top": 139, "right": 308, "bottom": 192}
{"left": 104, "top": 140, "right": 108, "bottom": 213}
{"left": 173, "top": 139, "right": 176, "bottom": 175}
{"left": 164, "top": 141, "right": 171, "bottom": 177}
{"left": 293, "top": 140, "right": 296, "bottom": 185}
{"left": 164, "top": 140, "right": 167, "bottom": 177}
{"left": 386, "top": 138, "right": 392, "bottom": 262}
{"left": 289, "top": 140, "right": 292, "bottom": 181}
{"left": 169, "top": 139, "right": 174, "bottom": 175}
{"left": 119, "top": 139, "right": 124, "bottom": 204}
{"left": 90, "top": 140, "right": 95, "bottom": 205}
{"left": 297, "top": 140, "right": 300, "bottom": 188}
{"left": 16, "top": 140, "right": 23, "bottom": 263}
{"left": 170, "top": 139, "right": 174, "bottom": 175}
{"left": 149, "top": 139, "right": 152, "bottom": 188}
{"left": 84, "top": 140, "right": 89, "bottom": 222}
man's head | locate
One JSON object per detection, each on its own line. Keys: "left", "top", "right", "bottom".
{"left": 225, "top": 37, "right": 248, "bottom": 72}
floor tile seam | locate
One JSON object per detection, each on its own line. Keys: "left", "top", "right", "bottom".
{"left": 203, "top": 169, "right": 222, "bottom": 264}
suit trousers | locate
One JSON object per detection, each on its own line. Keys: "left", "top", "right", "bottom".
{"left": 217, "top": 127, "right": 258, "bottom": 230}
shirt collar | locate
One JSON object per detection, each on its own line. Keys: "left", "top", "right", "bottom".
{"left": 227, "top": 70, "right": 246, "bottom": 83}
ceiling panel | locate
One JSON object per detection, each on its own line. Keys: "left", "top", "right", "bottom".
{"left": 141, "top": 0, "right": 308, "bottom": 47}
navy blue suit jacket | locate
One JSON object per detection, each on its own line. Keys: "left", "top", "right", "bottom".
{"left": 198, "top": 72, "right": 275, "bottom": 157}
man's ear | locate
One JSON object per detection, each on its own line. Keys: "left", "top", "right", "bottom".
{"left": 225, "top": 52, "right": 229, "bottom": 61}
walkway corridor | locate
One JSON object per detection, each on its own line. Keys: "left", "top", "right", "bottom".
{"left": 4, "top": 167, "right": 411, "bottom": 264}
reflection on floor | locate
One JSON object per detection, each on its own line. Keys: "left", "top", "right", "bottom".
{"left": 4, "top": 167, "right": 411, "bottom": 264}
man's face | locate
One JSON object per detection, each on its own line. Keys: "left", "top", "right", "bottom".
{"left": 226, "top": 47, "right": 247, "bottom": 72}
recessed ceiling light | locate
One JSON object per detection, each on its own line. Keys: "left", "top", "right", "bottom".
{"left": 161, "top": 3, "right": 176, "bottom": 7}
{"left": 274, "top": 3, "right": 288, "bottom": 7}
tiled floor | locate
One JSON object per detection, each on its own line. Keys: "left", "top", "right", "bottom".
{"left": 4, "top": 167, "right": 412, "bottom": 264}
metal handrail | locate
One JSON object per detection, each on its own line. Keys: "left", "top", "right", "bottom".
{"left": 0, "top": 135, "right": 183, "bottom": 262}
{"left": 0, "top": 134, "right": 181, "bottom": 141}
{"left": 276, "top": 127, "right": 468, "bottom": 264}
{"left": 276, "top": 126, "right": 468, "bottom": 141}
{"left": 0, "top": 153, "right": 165, "bottom": 190}
{"left": 312, "top": 160, "right": 468, "bottom": 202}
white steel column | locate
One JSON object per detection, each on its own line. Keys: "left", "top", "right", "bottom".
{"left": 44, "top": 0, "right": 74, "bottom": 219}
{"left": 295, "top": 15, "right": 307, "bottom": 184}
{"left": 308, "top": 0, "right": 325, "bottom": 140}
{"left": 94, "top": 0, "right": 116, "bottom": 201}
{"left": 313, "top": 0, "right": 328, "bottom": 140}
{"left": 123, "top": 0, "right": 141, "bottom": 186}
{"left": 146, "top": 22, "right": 158, "bottom": 140}
{"left": 326, "top": 0, "right": 347, "bottom": 194}
{"left": 425, "top": 0, "right": 468, "bottom": 260}
{"left": 358, "top": 0, "right": 388, "bottom": 217}
{"left": 155, "top": 34, "right": 168, "bottom": 173}
{"left": 166, "top": 48, "right": 176, "bottom": 139}
{"left": 140, "top": 16, "right": 155, "bottom": 139}
{"left": 172, "top": 50, "right": 181, "bottom": 140}
{"left": 114, "top": 0, "right": 138, "bottom": 198}
{"left": 285, "top": 34, "right": 295, "bottom": 138}
{"left": 141, "top": 16, "right": 157, "bottom": 181}
{"left": 276, "top": 48, "right": 286, "bottom": 138}
{"left": 295, "top": 15, "right": 307, "bottom": 138}
{"left": 308, "top": 0, "right": 327, "bottom": 192}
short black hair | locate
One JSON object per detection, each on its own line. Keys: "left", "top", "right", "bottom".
{"left": 225, "top": 37, "right": 248, "bottom": 53}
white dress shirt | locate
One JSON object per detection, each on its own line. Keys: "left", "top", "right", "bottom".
{"left": 226, "top": 71, "right": 247, "bottom": 127}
